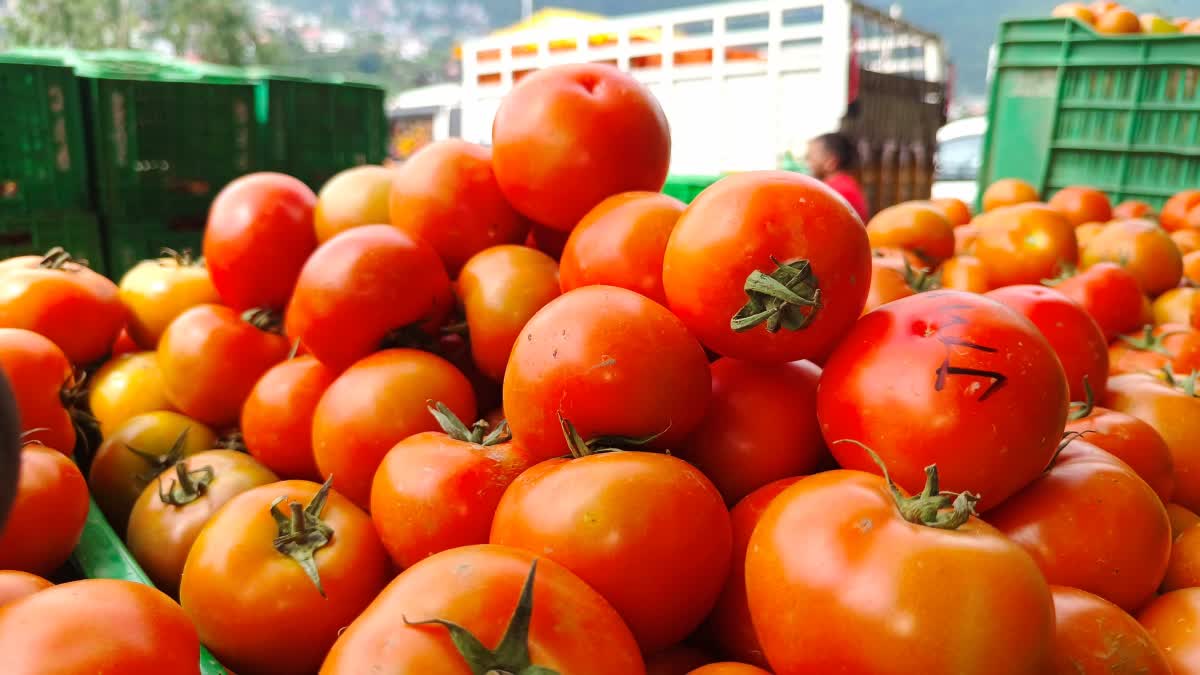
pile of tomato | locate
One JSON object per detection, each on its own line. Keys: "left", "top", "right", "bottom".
{"left": 1, "top": 61, "right": 1200, "bottom": 675}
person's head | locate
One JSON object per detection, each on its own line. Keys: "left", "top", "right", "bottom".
{"left": 806, "top": 132, "right": 857, "bottom": 180}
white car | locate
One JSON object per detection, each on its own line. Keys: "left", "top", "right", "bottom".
{"left": 931, "top": 115, "right": 987, "bottom": 208}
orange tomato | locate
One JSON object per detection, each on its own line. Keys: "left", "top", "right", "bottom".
{"left": 862, "top": 258, "right": 917, "bottom": 315}
{"left": 1162, "top": 190, "right": 1200, "bottom": 231}
{"left": 1052, "top": 2, "right": 1095, "bottom": 23}
{"left": 1170, "top": 503, "right": 1200, "bottom": 538}
{"left": 954, "top": 224, "right": 978, "bottom": 255}
{"left": 1185, "top": 250, "right": 1200, "bottom": 285}
{"left": 940, "top": 255, "right": 989, "bottom": 292}
{"left": 973, "top": 203, "right": 1077, "bottom": 287}
{"left": 88, "top": 351, "right": 174, "bottom": 439}
{"left": 1082, "top": 219, "right": 1183, "bottom": 296}
{"left": 1173, "top": 228, "right": 1200, "bottom": 255}
{"left": 1052, "top": 586, "right": 1169, "bottom": 675}
{"left": 981, "top": 177, "right": 1039, "bottom": 212}
{"left": 1067, "top": 401, "right": 1175, "bottom": 504}
{"left": 1163, "top": 523, "right": 1200, "bottom": 592}
{"left": 688, "top": 665, "right": 771, "bottom": 675}
{"left": 118, "top": 250, "right": 220, "bottom": 350}
{"left": 0, "top": 571, "right": 51, "bottom": 608}
{"left": 241, "top": 355, "right": 334, "bottom": 481}
{"left": 1114, "top": 199, "right": 1154, "bottom": 220}
{"left": 1153, "top": 287, "right": 1197, "bottom": 326}
{"left": 928, "top": 197, "right": 972, "bottom": 226}
{"left": 865, "top": 202, "right": 955, "bottom": 266}
{"left": 1139, "top": 589, "right": 1200, "bottom": 674}
{"left": 313, "top": 165, "right": 395, "bottom": 243}
{"left": 647, "top": 646, "right": 714, "bottom": 675}
{"left": 0, "top": 329, "right": 75, "bottom": 454}
{"left": 1074, "top": 222, "right": 1106, "bottom": 257}
{"left": 1048, "top": 186, "right": 1112, "bottom": 226}
{"left": 1096, "top": 7, "right": 1142, "bottom": 33}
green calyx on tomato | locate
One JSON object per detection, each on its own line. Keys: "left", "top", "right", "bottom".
{"left": 731, "top": 257, "right": 823, "bottom": 333}
{"left": 836, "top": 439, "right": 980, "bottom": 530}
{"left": 270, "top": 475, "right": 335, "bottom": 596}
{"left": 156, "top": 461, "right": 214, "bottom": 507}
{"left": 558, "top": 414, "right": 667, "bottom": 459}
{"left": 36, "top": 246, "right": 88, "bottom": 271}
{"left": 901, "top": 258, "right": 941, "bottom": 293}
{"left": 1161, "top": 366, "right": 1200, "bottom": 397}
{"left": 404, "top": 559, "right": 561, "bottom": 675}
{"left": 159, "top": 247, "right": 202, "bottom": 268}
{"left": 1041, "top": 261, "right": 1077, "bottom": 287}
{"left": 128, "top": 428, "right": 193, "bottom": 484}
{"left": 241, "top": 308, "right": 284, "bottom": 335}
{"left": 428, "top": 401, "right": 511, "bottom": 446}
{"left": 1067, "top": 375, "right": 1096, "bottom": 422}
{"left": 1120, "top": 325, "right": 1183, "bottom": 357}
{"left": 216, "top": 429, "right": 247, "bottom": 453}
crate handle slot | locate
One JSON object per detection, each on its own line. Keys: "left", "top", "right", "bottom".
{"left": 0, "top": 232, "right": 34, "bottom": 246}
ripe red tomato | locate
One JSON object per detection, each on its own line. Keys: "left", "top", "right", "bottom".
{"left": 1110, "top": 324, "right": 1200, "bottom": 376}
{"left": 390, "top": 140, "right": 532, "bottom": 275}
{"left": 490, "top": 445, "right": 731, "bottom": 654}
{"left": 371, "top": 404, "right": 532, "bottom": 569}
{"left": 0, "top": 444, "right": 88, "bottom": 575}
{"left": 1051, "top": 262, "right": 1146, "bottom": 341}
{"left": 1163, "top": 522, "right": 1200, "bottom": 592}
{"left": 986, "top": 439, "right": 1171, "bottom": 612}
{"left": 819, "top": 291, "right": 1069, "bottom": 511}
{"left": 502, "top": 285, "right": 710, "bottom": 461}
{"left": 313, "top": 348, "right": 476, "bottom": 508}
{"left": 1139, "top": 589, "right": 1200, "bottom": 674}
{"left": 456, "top": 245, "right": 561, "bottom": 381}
{"left": 0, "top": 571, "right": 50, "bottom": 608}
{"left": 157, "top": 304, "right": 290, "bottom": 428}
{"left": 1048, "top": 186, "right": 1113, "bottom": 226}
{"left": 663, "top": 172, "right": 870, "bottom": 363}
{"left": 118, "top": 249, "right": 220, "bottom": 349}
{"left": 703, "top": 477, "right": 799, "bottom": 668}
{"left": 0, "top": 328, "right": 75, "bottom": 453}
{"left": 1052, "top": 586, "right": 1169, "bottom": 675}
{"left": 0, "top": 249, "right": 124, "bottom": 365}
{"left": 0, "top": 579, "right": 200, "bottom": 674}
{"left": 181, "top": 479, "right": 390, "bottom": 675}
{"left": 126, "top": 450, "right": 279, "bottom": 595}
{"left": 559, "top": 191, "right": 685, "bottom": 305}
{"left": 241, "top": 355, "right": 335, "bottom": 481}
{"left": 1066, "top": 397, "right": 1174, "bottom": 503}
{"left": 285, "top": 224, "right": 452, "bottom": 371}
{"left": 677, "top": 359, "right": 823, "bottom": 505}
{"left": 1082, "top": 219, "right": 1183, "bottom": 296}
{"left": 984, "top": 284, "right": 1109, "bottom": 401}
{"left": 321, "top": 545, "right": 645, "bottom": 674}
{"left": 203, "top": 172, "right": 318, "bottom": 311}
{"left": 491, "top": 63, "right": 670, "bottom": 231}
{"left": 746, "top": 469, "right": 1055, "bottom": 674}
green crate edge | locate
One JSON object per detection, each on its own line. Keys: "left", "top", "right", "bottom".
{"left": 71, "top": 498, "right": 231, "bottom": 675}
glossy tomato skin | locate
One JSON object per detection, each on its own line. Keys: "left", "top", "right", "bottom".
{"left": 1052, "top": 586, "right": 1170, "bottom": 675}
{"left": 703, "top": 478, "right": 799, "bottom": 668}
{"left": 1162, "top": 190, "right": 1200, "bottom": 231}
{"left": 180, "top": 479, "right": 390, "bottom": 675}
{"left": 0, "top": 571, "right": 51, "bottom": 608}
{"left": 1082, "top": 219, "right": 1183, "bottom": 296}
{"left": 0, "top": 444, "right": 88, "bottom": 575}
{"left": 0, "top": 328, "right": 74, "bottom": 453}
{"left": 457, "top": 245, "right": 560, "bottom": 381}
{"left": 371, "top": 430, "right": 533, "bottom": 570}
{"left": 390, "top": 140, "right": 531, "bottom": 275}
{"left": 0, "top": 578, "right": 200, "bottom": 675}
{"left": 1066, "top": 405, "right": 1174, "bottom": 503}
{"left": 491, "top": 63, "right": 670, "bottom": 230}
{"left": 1163, "top": 523, "right": 1200, "bottom": 592}
{"left": 986, "top": 440, "right": 1171, "bottom": 612}
{"left": 687, "top": 665, "right": 771, "bottom": 675}
{"left": 863, "top": 258, "right": 917, "bottom": 314}
{"left": 677, "top": 359, "right": 823, "bottom": 505}
{"left": 818, "top": 291, "right": 1070, "bottom": 511}
{"left": 746, "top": 470, "right": 1055, "bottom": 675}
{"left": 158, "top": 304, "right": 290, "bottom": 429}
{"left": 118, "top": 254, "right": 220, "bottom": 349}
{"left": 1106, "top": 373, "right": 1200, "bottom": 513}
{"left": 241, "top": 355, "right": 335, "bottom": 481}
{"left": 1048, "top": 185, "right": 1113, "bottom": 226}
{"left": 1139, "top": 589, "right": 1200, "bottom": 674}
{"left": 560, "top": 191, "right": 685, "bottom": 305}
{"left": 320, "top": 544, "right": 645, "bottom": 675}
{"left": 502, "top": 285, "right": 710, "bottom": 460}
{"left": 663, "top": 171, "right": 871, "bottom": 363}
{"left": 985, "top": 284, "right": 1109, "bottom": 401}
{"left": 126, "top": 450, "right": 279, "bottom": 596}
{"left": 982, "top": 177, "right": 1039, "bottom": 212}
{"left": 314, "top": 165, "right": 395, "bottom": 243}
{"left": 1114, "top": 199, "right": 1154, "bottom": 220}
{"left": 1110, "top": 323, "right": 1200, "bottom": 377}
{"left": 203, "top": 172, "right": 318, "bottom": 311}
{"left": 929, "top": 197, "right": 972, "bottom": 226}
{"left": 1053, "top": 262, "right": 1146, "bottom": 341}
{"left": 0, "top": 255, "right": 124, "bottom": 365}
{"left": 88, "top": 351, "right": 174, "bottom": 438}
{"left": 285, "top": 224, "right": 452, "bottom": 371}
{"left": 939, "top": 255, "right": 989, "bottom": 292}
{"left": 973, "top": 203, "right": 1077, "bottom": 287}
{"left": 1154, "top": 287, "right": 1197, "bottom": 325}
{"left": 490, "top": 451, "right": 732, "bottom": 653}
{"left": 865, "top": 202, "right": 955, "bottom": 265}
{"left": 313, "top": 349, "right": 476, "bottom": 508}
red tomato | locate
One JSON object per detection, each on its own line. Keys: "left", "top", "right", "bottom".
{"left": 241, "top": 355, "right": 335, "bottom": 481}
{"left": 490, "top": 444, "right": 732, "bottom": 653}
{"left": 1048, "top": 186, "right": 1113, "bottom": 226}
{"left": 0, "top": 329, "right": 74, "bottom": 453}
{"left": 390, "top": 139, "right": 532, "bottom": 275}
{"left": 502, "top": 285, "right": 710, "bottom": 461}
{"left": 560, "top": 191, "right": 685, "bottom": 305}
{"left": 677, "top": 359, "right": 824, "bottom": 504}
{"left": 1139, "top": 589, "right": 1200, "bottom": 674}
{"left": 1163, "top": 522, "right": 1200, "bottom": 592}
{"left": 1162, "top": 190, "right": 1200, "bottom": 231}
{"left": 285, "top": 224, "right": 452, "bottom": 371}
{"left": 110, "top": 327, "right": 138, "bottom": 357}
{"left": 1066, "top": 397, "right": 1175, "bottom": 503}
{"left": 157, "top": 304, "right": 290, "bottom": 429}
{"left": 321, "top": 545, "right": 645, "bottom": 674}
{"left": 819, "top": 291, "right": 1070, "bottom": 511}
{"left": 313, "top": 349, "right": 476, "bottom": 508}
{"left": 0, "top": 249, "right": 124, "bottom": 365}
{"left": 688, "top": 665, "right": 770, "bottom": 675}
{"left": 203, "top": 172, "right": 318, "bottom": 311}
{"left": 987, "top": 440, "right": 1171, "bottom": 612}
{"left": 371, "top": 404, "right": 532, "bottom": 569}
{"left": 703, "top": 478, "right": 799, "bottom": 668}
{"left": 746, "top": 469, "right": 1055, "bottom": 674}
{"left": 1109, "top": 324, "right": 1200, "bottom": 377}
{"left": 663, "top": 171, "right": 871, "bottom": 363}
{"left": 0, "top": 444, "right": 88, "bottom": 575}
{"left": 0, "top": 579, "right": 200, "bottom": 674}
{"left": 180, "top": 479, "right": 390, "bottom": 675}
{"left": 1082, "top": 219, "right": 1183, "bottom": 296}
{"left": 985, "top": 284, "right": 1109, "bottom": 401}
{"left": 491, "top": 63, "right": 670, "bottom": 231}
{"left": 1052, "top": 586, "right": 1170, "bottom": 675}
{"left": 1051, "top": 262, "right": 1146, "bottom": 341}
{"left": 0, "top": 571, "right": 50, "bottom": 608}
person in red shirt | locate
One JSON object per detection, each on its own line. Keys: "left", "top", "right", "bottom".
{"left": 805, "top": 132, "right": 870, "bottom": 223}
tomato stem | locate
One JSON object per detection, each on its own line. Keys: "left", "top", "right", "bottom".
{"left": 1120, "top": 324, "right": 1184, "bottom": 357}
{"left": 1161, "top": 365, "right": 1200, "bottom": 397}
{"left": 160, "top": 247, "right": 200, "bottom": 267}
{"left": 128, "top": 428, "right": 193, "bottom": 485}
{"left": 37, "top": 246, "right": 88, "bottom": 271}
{"left": 1067, "top": 375, "right": 1095, "bottom": 421}
{"left": 427, "top": 401, "right": 511, "bottom": 446}
{"left": 1041, "top": 261, "right": 1077, "bottom": 287}
{"left": 834, "top": 439, "right": 979, "bottom": 530}
{"left": 557, "top": 414, "right": 668, "bottom": 459}
{"left": 157, "top": 461, "right": 214, "bottom": 506}
{"left": 241, "top": 308, "right": 284, "bottom": 335}
{"left": 731, "top": 257, "right": 823, "bottom": 333}
{"left": 270, "top": 476, "right": 335, "bottom": 597}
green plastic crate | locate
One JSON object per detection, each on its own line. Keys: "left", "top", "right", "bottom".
{"left": 0, "top": 53, "right": 91, "bottom": 215}
{"left": 0, "top": 210, "right": 106, "bottom": 275}
{"left": 662, "top": 175, "right": 719, "bottom": 203}
{"left": 979, "top": 17, "right": 1200, "bottom": 211}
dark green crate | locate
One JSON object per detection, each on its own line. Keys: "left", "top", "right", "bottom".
{"left": 979, "top": 17, "right": 1200, "bottom": 211}
{"left": 662, "top": 175, "right": 719, "bottom": 203}
{"left": 0, "top": 53, "right": 91, "bottom": 215}
{"left": 0, "top": 210, "right": 106, "bottom": 275}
